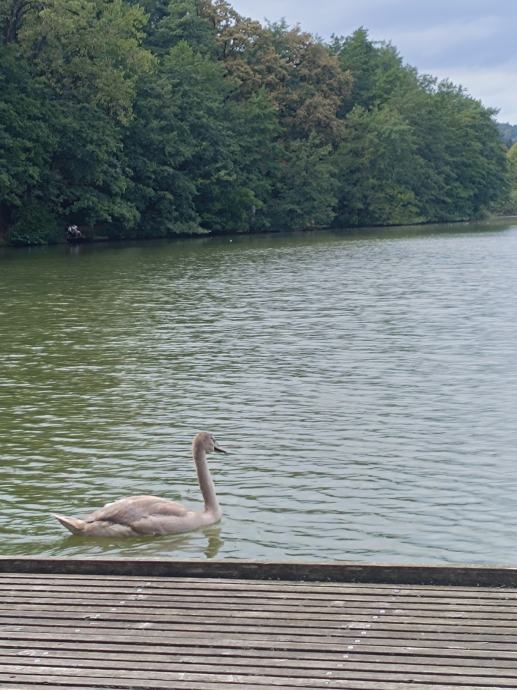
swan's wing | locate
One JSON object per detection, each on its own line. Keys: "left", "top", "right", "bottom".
{"left": 86, "top": 495, "right": 188, "bottom": 527}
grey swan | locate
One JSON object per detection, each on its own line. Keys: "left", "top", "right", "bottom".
{"left": 52, "top": 431, "right": 226, "bottom": 537}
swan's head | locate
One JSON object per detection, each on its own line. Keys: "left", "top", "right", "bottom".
{"left": 193, "top": 431, "right": 227, "bottom": 455}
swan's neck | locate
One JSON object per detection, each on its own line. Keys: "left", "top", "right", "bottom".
{"left": 193, "top": 446, "right": 220, "bottom": 519}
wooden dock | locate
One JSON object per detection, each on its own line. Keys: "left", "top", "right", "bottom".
{"left": 0, "top": 558, "right": 516, "bottom": 689}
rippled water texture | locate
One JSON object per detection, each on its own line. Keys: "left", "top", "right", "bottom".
{"left": 1, "top": 221, "right": 517, "bottom": 564}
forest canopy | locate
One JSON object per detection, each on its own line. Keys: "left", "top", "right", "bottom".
{"left": 0, "top": 0, "right": 511, "bottom": 245}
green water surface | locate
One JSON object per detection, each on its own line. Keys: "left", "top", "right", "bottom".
{"left": 1, "top": 221, "right": 517, "bottom": 563}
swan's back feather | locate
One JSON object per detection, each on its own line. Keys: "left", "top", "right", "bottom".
{"left": 87, "top": 495, "right": 188, "bottom": 526}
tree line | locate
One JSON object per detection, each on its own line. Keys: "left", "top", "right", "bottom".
{"left": 0, "top": 0, "right": 511, "bottom": 245}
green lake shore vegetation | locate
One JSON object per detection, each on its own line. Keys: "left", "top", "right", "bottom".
{"left": 0, "top": 0, "right": 512, "bottom": 245}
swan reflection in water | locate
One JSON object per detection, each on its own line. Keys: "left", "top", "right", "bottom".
{"left": 54, "top": 524, "right": 224, "bottom": 559}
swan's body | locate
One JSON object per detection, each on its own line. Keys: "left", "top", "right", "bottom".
{"left": 52, "top": 432, "right": 225, "bottom": 537}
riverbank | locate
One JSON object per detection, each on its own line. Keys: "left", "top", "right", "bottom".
{"left": 2, "top": 214, "right": 514, "bottom": 249}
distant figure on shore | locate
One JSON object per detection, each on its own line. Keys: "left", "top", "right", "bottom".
{"left": 66, "top": 225, "right": 83, "bottom": 241}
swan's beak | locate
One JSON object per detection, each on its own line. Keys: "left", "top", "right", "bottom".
{"left": 214, "top": 442, "right": 227, "bottom": 453}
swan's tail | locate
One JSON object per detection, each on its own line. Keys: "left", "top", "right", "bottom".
{"left": 52, "top": 513, "right": 86, "bottom": 535}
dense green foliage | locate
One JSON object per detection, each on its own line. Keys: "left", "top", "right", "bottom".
{"left": 0, "top": 1, "right": 510, "bottom": 244}
{"left": 497, "top": 143, "right": 517, "bottom": 215}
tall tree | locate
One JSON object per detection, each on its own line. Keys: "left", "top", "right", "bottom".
{"left": 1, "top": 0, "right": 153, "bottom": 240}
{"left": 333, "top": 105, "right": 421, "bottom": 227}
{"left": 399, "top": 79, "right": 508, "bottom": 221}
{"left": 18, "top": 0, "right": 152, "bottom": 123}
{"left": 0, "top": 42, "right": 58, "bottom": 241}
{"left": 267, "top": 135, "right": 338, "bottom": 230}
{"left": 331, "top": 28, "right": 416, "bottom": 113}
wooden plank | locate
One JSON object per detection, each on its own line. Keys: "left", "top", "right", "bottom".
{"left": 4, "top": 637, "right": 517, "bottom": 663}
{"left": 5, "top": 599, "right": 517, "bottom": 622}
{"left": 0, "top": 651, "right": 516, "bottom": 679}
{"left": 3, "top": 575, "right": 517, "bottom": 601}
{"left": 3, "top": 594, "right": 517, "bottom": 620}
{"left": 3, "top": 584, "right": 517, "bottom": 611}
{"left": 3, "top": 582, "right": 517, "bottom": 606}
{"left": 0, "top": 684, "right": 506, "bottom": 690}
{"left": 3, "top": 643, "right": 517, "bottom": 669}
{"left": 3, "top": 627, "right": 517, "bottom": 653}
{"left": 0, "top": 602, "right": 517, "bottom": 634}
{"left": 3, "top": 605, "right": 517, "bottom": 632}
{"left": 0, "top": 557, "right": 516, "bottom": 587}
{"left": 3, "top": 590, "right": 517, "bottom": 609}
{"left": 3, "top": 621, "right": 517, "bottom": 647}
{"left": 4, "top": 611, "right": 517, "bottom": 641}
{"left": 0, "top": 591, "right": 511, "bottom": 615}
{"left": 2, "top": 664, "right": 517, "bottom": 687}
{"left": 0, "top": 675, "right": 508, "bottom": 690}
{"left": 0, "top": 677, "right": 508, "bottom": 690}
{"left": 7, "top": 574, "right": 517, "bottom": 598}
{"left": 1, "top": 584, "right": 516, "bottom": 605}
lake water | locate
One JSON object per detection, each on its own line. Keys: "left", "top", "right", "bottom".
{"left": 1, "top": 220, "right": 517, "bottom": 565}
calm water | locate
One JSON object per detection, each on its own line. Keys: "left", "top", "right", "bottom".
{"left": 1, "top": 221, "right": 517, "bottom": 565}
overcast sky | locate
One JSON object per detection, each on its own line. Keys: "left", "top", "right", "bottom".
{"left": 230, "top": 0, "right": 517, "bottom": 123}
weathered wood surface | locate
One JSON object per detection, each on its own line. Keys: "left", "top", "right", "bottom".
{"left": 0, "top": 560, "right": 516, "bottom": 689}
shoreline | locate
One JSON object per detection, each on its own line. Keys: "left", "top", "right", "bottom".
{"left": 2, "top": 215, "right": 516, "bottom": 251}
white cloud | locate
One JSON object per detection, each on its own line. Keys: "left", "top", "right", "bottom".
{"left": 375, "top": 16, "right": 502, "bottom": 62}
{"left": 429, "top": 63, "right": 517, "bottom": 123}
